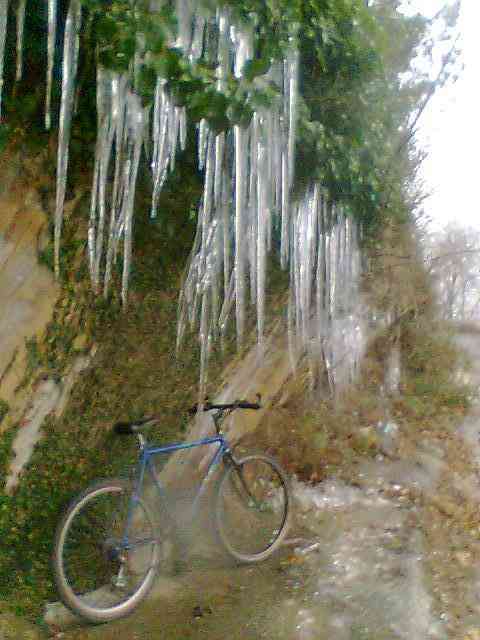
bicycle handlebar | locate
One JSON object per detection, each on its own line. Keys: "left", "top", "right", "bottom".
{"left": 187, "top": 398, "right": 261, "bottom": 415}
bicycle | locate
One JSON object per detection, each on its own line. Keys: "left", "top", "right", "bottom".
{"left": 52, "top": 398, "right": 292, "bottom": 623}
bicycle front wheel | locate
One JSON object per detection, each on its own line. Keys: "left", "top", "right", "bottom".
{"left": 52, "top": 479, "right": 160, "bottom": 623}
{"left": 215, "top": 454, "right": 291, "bottom": 563}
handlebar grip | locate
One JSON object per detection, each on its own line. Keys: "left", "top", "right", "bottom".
{"left": 187, "top": 401, "right": 213, "bottom": 415}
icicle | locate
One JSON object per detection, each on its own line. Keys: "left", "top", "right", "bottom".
{"left": 54, "top": 0, "right": 82, "bottom": 279}
{"left": 248, "top": 113, "right": 258, "bottom": 306}
{"left": 256, "top": 114, "right": 268, "bottom": 344}
{"left": 0, "top": 0, "right": 10, "bottom": 118}
{"left": 179, "top": 106, "right": 187, "bottom": 150}
{"left": 198, "top": 119, "right": 208, "bottom": 170}
{"left": 286, "top": 45, "right": 299, "bottom": 187}
{"left": 271, "top": 104, "right": 282, "bottom": 218}
{"left": 150, "top": 79, "right": 170, "bottom": 219}
{"left": 15, "top": 0, "right": 26, "bottom": 81}
{"left": 104, "top": 73, "right": 128, "bottom": 298}
{"left": 169, "top": 107, "right": 180, "bottom": 171}
{"left": 89, "top": 67, "right": 116, "bottom": 292}
{"left": 280, "top": 150, "right": 290, "bottom": 269}
{"left": 213, "top": 132, "right": 225, "bottom": 210}
{"left": 219, "top": 272, "right": 235, "bottom": 335}
{"left": 175, "top": 0, "right": 193, "bottom": 50}
{"left": 213, "top": 10, "right": 228, "bottom": 210}
{"left": 232, "top": 26, "right": 252, "bottom": 346}
{"left": 202, "top": 130, "right": 215, "bottom": 221}
{"left": 178, "top": 212, "right": 204, "bottom": 348}
{"left": 234, "top": 124, "right": 248, "bottom": 346}
{"left": 216, "top": 9, "right": 229, "bottom": 88}
{"left": 46, "top": 0, "right": 58, "bottom": 129}
{"left": 88, "top": 65, "right": 107, "bottom": 276}
{"left": 198, "top": 287, "right": 210, "bottom": 400}
{"left": 190, "top": 14, "right": 205, "bottom": 60}
{"left": 315, "top": 191, "right": 326, "bottom": 369}
{"left": 121, "top": 93, "right": 146, "bottom": 307}
{"left": 210, "top": 220, "right": 221, "bottom": 341}
{"left": 88, "top": 146, "right": 100, "bottom": 280}
{"left": 221, "top": 170, "right": 231, "bottom": 304}
{"left": 287, "top": 248, "right": 298, "bottom": 372}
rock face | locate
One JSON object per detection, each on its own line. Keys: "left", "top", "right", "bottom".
{"left": 0, "top": 150, "right": 97, "bottom": 492}
{"left": 5, "top": 379, "right": 61, "bottom": 493}
{"left": 0, "top": 153, "right": 59, "bottom": 411}
{"left": 4, "top": 351, "right": 95, "bottom": 493}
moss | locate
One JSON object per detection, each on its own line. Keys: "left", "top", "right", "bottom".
{"left": 0, "top": 123, "right": 12, "bottom": 154}
{"left": 0, "top": 400, "right": 9, "bottom": 425}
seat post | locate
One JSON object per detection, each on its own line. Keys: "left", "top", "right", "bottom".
{"left": 137, "top": 433, "right": 146, "bottom": 449}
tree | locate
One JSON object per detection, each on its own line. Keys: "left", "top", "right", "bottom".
{"left": 427, "top": 223, "right": 480, "bottom": 320}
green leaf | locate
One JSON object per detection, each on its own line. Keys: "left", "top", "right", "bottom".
{"left": 242, "top": 57, "right": 271, "bottom": 81}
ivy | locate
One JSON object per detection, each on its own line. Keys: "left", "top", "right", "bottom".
{"left": 7, "top": 0, "right": 442, "bottom": 224}
{"left": 75, "top": 0, "right": 425, "bottom": 223}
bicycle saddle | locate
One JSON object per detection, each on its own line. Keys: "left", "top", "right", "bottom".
{"left": 113, "top": 416, "right": 160, "bottom": 435}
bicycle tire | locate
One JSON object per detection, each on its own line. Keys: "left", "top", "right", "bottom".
{"left": 52, "top": 479, "right": 160, "bottom": 623}
{"left": 215, "top": 454, "right": 291, "bottom": 563}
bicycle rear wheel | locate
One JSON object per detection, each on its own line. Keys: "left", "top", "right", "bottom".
{"left": 52, "top": 479, "right": 160, "bottom": 623}
{"left": 215, "top": 454, "right": 291, "bottom": 563}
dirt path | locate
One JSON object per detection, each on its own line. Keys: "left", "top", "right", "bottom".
{"left": 62, "top": 559, "right": 292, "bottom": 640}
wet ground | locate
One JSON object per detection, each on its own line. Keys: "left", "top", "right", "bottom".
{"left": 53, "top": 473, "right": 450, "bottom": 640}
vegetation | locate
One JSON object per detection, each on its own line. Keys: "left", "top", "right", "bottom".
{"left": 0, "top": 0, "right": 468, "bottom": 627}
{"left": 0, "top": 296, "right": 203, "bottom": 619}
{"left": 240, "top": 320, "right": 471, "bottom": 484}
{"left": 2, "top": 0, "right": 460, "bottom": 229}
{"left": 426, "top": 223, "right": 480, "bottom": 321}
{"left": 0, "top": 400, "right": 9, "bottom": 425}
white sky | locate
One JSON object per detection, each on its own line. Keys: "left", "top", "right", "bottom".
{"left": 400, "top": 0, "right": 477, "bottom": 230}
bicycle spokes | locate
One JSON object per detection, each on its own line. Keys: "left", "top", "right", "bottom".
{"left": 60, "top": 485, "right": 157, "bottom": 606}
{"left": 216, "top": 456, "right": 290, "bottom": 561}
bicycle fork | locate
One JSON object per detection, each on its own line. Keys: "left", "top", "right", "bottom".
{"left": 222, "top": 451, "right": 263, "bottom": 510}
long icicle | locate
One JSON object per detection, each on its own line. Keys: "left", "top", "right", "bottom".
{"left": 15, "top": 0, "right": 26, "bottom": 81}
{"left": 104, "top": 73, "right": 128, "bottom": 298}
{"left": 121, "top": 93, "right": 146, "bottom": 307}
{"left": 89, "top": 66, "right": 115, "bottom": 291}
{"left": 0, "top": 0, "right": 10, "bottom": 118}
{"left": 46, "top": 0, "right": 58, "bottom": 129}
{"left": 54, "top": 0, "right": 82, "bottom": 278}
{"left": 256, "top": 112, "right": 268, "bottom": 346}
{"left": 233, "top": 26, "right": 252, "bottom": 346}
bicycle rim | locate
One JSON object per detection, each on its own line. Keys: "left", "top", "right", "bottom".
{"left": 53, "top": 480, "right": 159, "bottom": 623}
{"left": 216, "top": 455, "right": 291, "bottom": 562}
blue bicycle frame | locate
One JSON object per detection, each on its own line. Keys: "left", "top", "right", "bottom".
{"left": 121, "top": 433, "right": 230, "bottom": 550}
